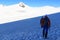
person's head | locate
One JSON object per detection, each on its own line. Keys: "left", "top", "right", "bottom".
{"left": 42, "top": 15, "right": 48, "bottom": 19}
{"left": 43, "top": 15, "right": 48, "bottom": 18}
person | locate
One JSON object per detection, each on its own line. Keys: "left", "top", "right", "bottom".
{"left": 40, "top": 15, "right": 51, "bottom": 38}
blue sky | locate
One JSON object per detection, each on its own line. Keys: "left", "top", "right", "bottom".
{"left": 0, "top": 0, "right": 60, "bottom": 7}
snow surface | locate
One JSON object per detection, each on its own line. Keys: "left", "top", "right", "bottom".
{"left": 0, "top": 13, "right": 60, "bottom": 40}
{"left": 0, "top": 2, "right": 60, "bottom": 24}
{"left": 0, "top": 2, "right": 60, "bottom": 40}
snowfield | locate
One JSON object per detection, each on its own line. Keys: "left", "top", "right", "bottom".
{"left": 0, "top": 13, "right": 60, "bottom": 40}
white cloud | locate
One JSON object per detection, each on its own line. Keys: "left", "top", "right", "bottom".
{"left": 0, "top": 2, "right": 60, "bottom": 24}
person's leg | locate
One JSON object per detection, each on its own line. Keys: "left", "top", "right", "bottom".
{"left": 43, "top": 27, "right": 46, "bottom": 38}
{"left": 45, "top": 28, "right": 48, "bottom": 38}
{"left": 43, "top": 28, "right": 45, "bottom": 37}
{"left": 45, "top": 31, "right": 48, "bottom": 38}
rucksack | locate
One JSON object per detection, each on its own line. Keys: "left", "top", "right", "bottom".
{"left": 40, "top": 17, "right": 45, "bottom": 28}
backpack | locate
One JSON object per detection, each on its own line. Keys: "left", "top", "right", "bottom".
{"left": 40, "top": 17, "right": 45, "bottom": 28}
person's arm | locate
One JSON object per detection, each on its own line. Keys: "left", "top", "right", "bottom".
{"left": 48, "top": 18, "right": 51, "bottom": 28}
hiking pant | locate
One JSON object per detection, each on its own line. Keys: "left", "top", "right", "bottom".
{"left": 43, "top": 26, "right": 48, "bottom": 38}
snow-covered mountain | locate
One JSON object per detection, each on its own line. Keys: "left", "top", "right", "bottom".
{"left": 0, "top": 2, "right": 60, "bottom": 24}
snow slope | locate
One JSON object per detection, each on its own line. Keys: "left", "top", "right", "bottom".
{"left": 0, "top": 12, "right": 60, "bottom": 40}
{"left": 0, "top": 2, "right": 60, "bottom": 24}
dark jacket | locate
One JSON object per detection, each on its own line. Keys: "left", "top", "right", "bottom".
{"left": 40, "top": 16, "right": 50, "bottom": 28}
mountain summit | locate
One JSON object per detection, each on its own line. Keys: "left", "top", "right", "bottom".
{"left": 19, "top": 2, "right": 29, "bottom": 8}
